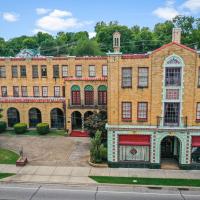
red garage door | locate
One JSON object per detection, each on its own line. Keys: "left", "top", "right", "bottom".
{"left": 119, "top": 135, "right": 150, "bottom": 146}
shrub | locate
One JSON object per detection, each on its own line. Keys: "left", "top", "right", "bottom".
{"left": 100, "top": 145, "right": 107, "bottom": 161}
{"left": 14, "top": 123, "right": 27, "bottom": 134}
{"left": 36, "top": 123, "right": 49, "bottom": 135}
{"left": 0, "top": 121, "right": 6, "bottom": 133}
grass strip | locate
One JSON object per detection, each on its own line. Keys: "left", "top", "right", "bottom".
{"left": 90, "top": 176, "right": 200, "bottom": 187}
{"left": 0, "top": 148, "right": 19, "bottom": 164}
{"left": 0, "top": 173, "right": 15, "bottom": 179}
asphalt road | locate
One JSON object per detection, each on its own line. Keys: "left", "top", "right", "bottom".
{"left": 0, "top": 183, "right": 200, "bottom": 200}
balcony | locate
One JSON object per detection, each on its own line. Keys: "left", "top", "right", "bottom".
{"left": 68, "top": 99, "right": 107, "bottom": 110}
{"left": 157, "top": 116, "right": 188, "bottom": 128}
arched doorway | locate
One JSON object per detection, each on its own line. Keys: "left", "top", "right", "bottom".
{"left": 71, "top": 111, "right": 82, "bottom": 130}
{"left": 160, "top": 136, "right": 181, "bottom": 169}
{"left": 51, "top": 108, "right": 64, "bottom": 129}
{"left": 29, "top": 108, "right": 42, "bottom": 128}
{"left": 7, "top": 107, "right": 20, "bottom": 127}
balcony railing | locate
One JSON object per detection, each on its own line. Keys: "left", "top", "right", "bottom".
{"left": 157, "top": 116, "right": 188, "bottom": 128}
{"left": 68, "top": 99, "right": 107, "bottom": 109}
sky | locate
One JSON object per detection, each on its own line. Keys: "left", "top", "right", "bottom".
{"left": 0, "top": 0, "right": 200, "bottom": 40}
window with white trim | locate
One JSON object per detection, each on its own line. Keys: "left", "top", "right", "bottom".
{"left": 1, "top": 86, "right": 7, "bottom": 97}
{"left": 122, "top": 68, "right": 132, "bottom": 88}
{"left": 21, "top": 86, "right": 28, "bottom": 97}
{"left": 42, "top": 86, "right": 48, "bottom": 97}
{"left": 89, "top": 65, "right": 95, "bottom": 77}
{"left": 122, "top": 102, "right": 132, "bottom": 121}
{"left": 33, "top": 86, "right": 39, "bottom": 97}
{"left": 62, "top": 65, "right": 68, "bottom": 77}
{"left": 138, "top": 67, "right": 148, "bottom": 88}
{"left": 54, "top": 86, "right": 60, "bottom": 97}
{"left": 0, "top": 66, "right": 6, "bottom": 78}
{"left": 197, "top": 103, "right": 200, "bottom": 121}
{"left": 13, "top": 86, "right": 19, "bottom": 97}
{"left": 76, "top": 65, "right": 82, "bottom": 77}
{"left": 102, "top": 65, "right": 107, "bottom": 77}
{"left": 138, "top": 102, "right": 148, "bottom": 121}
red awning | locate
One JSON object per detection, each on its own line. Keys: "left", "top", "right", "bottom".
{"left": 119, "top": 135, "right": 150, "bottom": 146}
{"left": 192, "top": 136, "right": 200, "bottom": 147}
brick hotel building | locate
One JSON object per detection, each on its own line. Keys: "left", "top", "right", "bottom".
{"left": 1, "top": 29, "right": 200, "bottom": 169}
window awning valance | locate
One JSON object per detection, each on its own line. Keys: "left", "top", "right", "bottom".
{"left": 119, "top": 135, "right": 150, "bottom": 146}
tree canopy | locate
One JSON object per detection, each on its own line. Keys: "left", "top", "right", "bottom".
{"left": 0, "top": 15, "right": 200, "bottom": 57}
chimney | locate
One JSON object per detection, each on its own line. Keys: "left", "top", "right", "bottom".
{"left": 113, "top": 32, "right": 121, "bottom": 53}
{"left": 172, "top": 28, "right": 181, "bottom": 44}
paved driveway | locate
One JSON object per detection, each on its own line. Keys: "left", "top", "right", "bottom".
{"left": 0, "top": 135, "right": 90, "bottom": 167}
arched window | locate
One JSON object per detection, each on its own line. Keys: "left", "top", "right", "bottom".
{"left": 7, "top": 107, "right": 20, "bottom": 127}
{"left": 98, "top": 85, "right": 107, "bottom": 105}
{"left": 50, "top": 108, "right": 64, "bottom": 129}
{"left": 71, "top": 85, "right": 81, "bottom": 105}
{"left": 29, "top": 108, "right": 42, "bottom": 127}
{"left": 84, "top": 85, "right": 94, "bottom": 105}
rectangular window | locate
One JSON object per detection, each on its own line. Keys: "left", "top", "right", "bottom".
{"left": 53, "top": 65, "right": 59, "bottom": 78}
{"left": 41, "top": 65, "right": 47, "bottom": 77}
{"left": 33, "top": 86, "right": 39, "bottom": 97}
{"left": 122, "top": 67, "right": 132, "bottom": 88}
{"left": 32, "top": 65, "right": 38, "bottom": 78}
{"left": 102, "top": 65, "right": 108, "bottom": 77}
{"left": 12, "top": 65, "right": 18, "bottom": 78}
{"left": 122, "top": 102, "right": 132, "bottom": 121}
{"left": 13, "top": 86, "right": 19, "bottom": 97}
{"left": 196, "top": 103, "right": 200, "bottom": 121}
{"left": 138, "top": 67, "right": 148, "bottom": 88}
{"left": 164, "top": 103, "right": 180, "bottom": 126}
{"left": 89, "top": 65, "right": 96, "bottom": 77}
{"left": 20, "top": 65, "right": 26, "bottom": 78}
{"left": 0, "top": 66, "right": 6, "bottom": 78}
{"left": 42, "top": 86, "right": 48, "bottom": 97}
{"left": 191, "top": 136, "right": 200, "bottom": 164}
{"left": 72, "top": 91, "right": 81, "bottom": 105}
{"left": 138, "top": 102, "right": 148, "bottom": 122}
{"left": 75, "top": 65, "right": 82, "bottom": 77}
{"left": 165, "top": 67, "right": 181, "bottom": 86}
{"left": 166, "top": 89, "right": 179, "bottom": 100}
{"left": 198, "top": 67, "right": 200, "bottom": 87}
{"left": 21, "top": 86, "right": 28, "bottom": 97}
{"left": 1, "top": 86, "right": 7, "bottom": 97}
{"left": 54, "top": 86, "right": 60, "bottom": 97}
{"left": 62, "top": 65, "right": 68, "bottom": 77}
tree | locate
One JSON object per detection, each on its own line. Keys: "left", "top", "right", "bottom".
{"left": 84, "top": 110, "right": 107, "bottom": 137}
{"left": 90, "top": 130, "right": 107, "bottom": 163}
{"left": 73, "top": 39, "right": 102, "bottom": 56}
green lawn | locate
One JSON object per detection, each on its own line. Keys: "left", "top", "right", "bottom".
{"left": 0, "top": 173, "right": 15, "bottom": 179}
{"left": 2, "top": 129, "right": 66, "bottom": 136}
{"left": 90, "top": 176, "right": 200, "bottom": 187}
{"left": 0, "top": 148, "right": 20, "bottom": 164}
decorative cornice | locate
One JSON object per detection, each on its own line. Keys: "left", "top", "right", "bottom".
{"left": 64, "top": 77, "right": 107, "bottom": 81}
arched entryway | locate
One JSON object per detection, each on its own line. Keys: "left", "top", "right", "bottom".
{"left": 29, "top": 108, "right": 42, "bottom": 128}
{"left": 7, "top": 107, "right": 20, "bottom": 127}
{"left": 160, "top": 136, "right": 181, "bottom": 169}
{"left": 50, "top": 108, "right": 64, "bottom": 129}
{"left": 71, "top": 111, "right": 82, "bottom": 130}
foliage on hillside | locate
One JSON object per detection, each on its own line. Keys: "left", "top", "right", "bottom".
{"left": 0, "top": 15, "right": 200, "bottom": 57}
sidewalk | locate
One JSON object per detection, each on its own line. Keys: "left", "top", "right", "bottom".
{"left": 1, "top": 164, "right": 200, "bottom": 185}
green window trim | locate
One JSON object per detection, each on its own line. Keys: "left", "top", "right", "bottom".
{"left": 98, "top": 85, "right": 107, "bottom": 91}
{"left": 84, "top": 85, "right": 94, "bottom": 91}
{"left": 71, "top": 85, "right": 80, "bottom": 91}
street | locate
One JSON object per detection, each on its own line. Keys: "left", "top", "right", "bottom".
{"left": 0, "top": 183, "right": 200, "bottom": 200}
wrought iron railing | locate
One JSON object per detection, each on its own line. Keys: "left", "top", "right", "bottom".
{"left": 156, "top": 116, "right": 188, "bottom": 128}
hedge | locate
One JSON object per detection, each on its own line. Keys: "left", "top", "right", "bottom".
{"left": 14, "top": 123, "right": 27, "bottom": 134}
{"left": 0, "top": 121, "right": 6, "bottom": 133}
{"left": 36, "top": 123, "right": 49, "bottom": 135}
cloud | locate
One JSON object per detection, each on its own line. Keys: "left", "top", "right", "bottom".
{"left": 36, "top": 8, "right": 50, "bottom": 15}
{"left": 2, "top": 12, "right": 19, "bottom": 22}
{"left": 35, "top": 9, "right": 93, "bottom": 32}
{"left": 153, "top": 7, "right": 179, "bottom": 20}
{"left": 181, "top": 0, "right": 200, "bottom": 12}
{"left": 89, "top": 32, "right": 96, "bottom": 39}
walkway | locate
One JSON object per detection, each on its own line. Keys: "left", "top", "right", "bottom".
{"left": 1, "top": 164, "right": 200, "bottom": 185}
